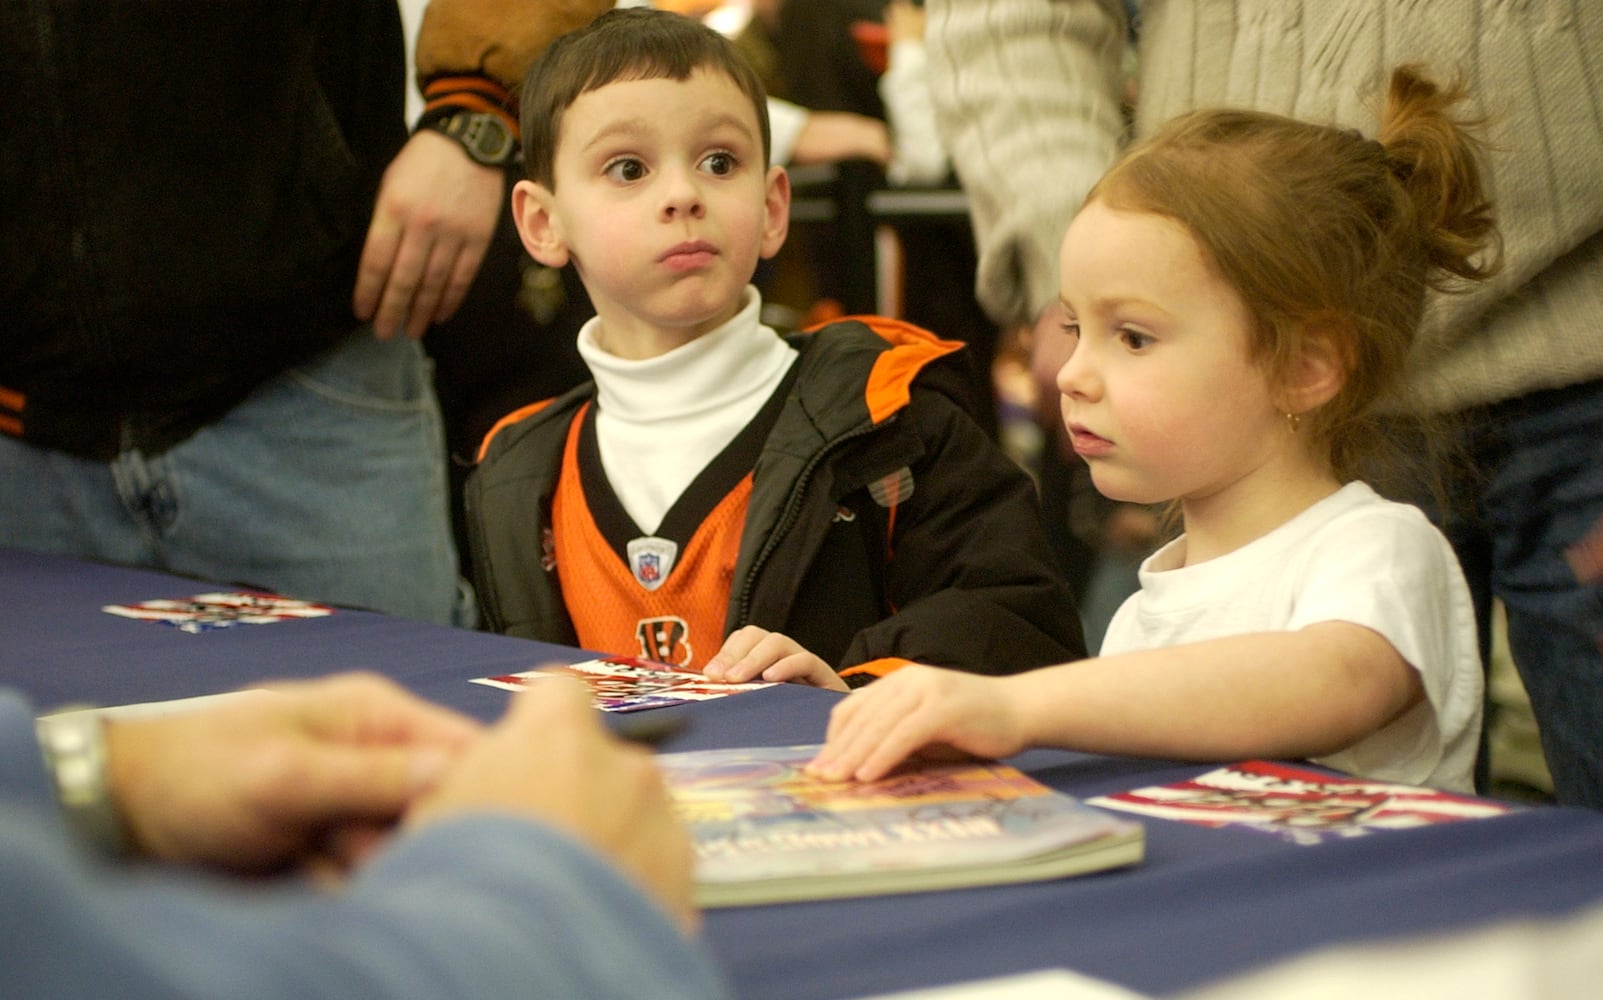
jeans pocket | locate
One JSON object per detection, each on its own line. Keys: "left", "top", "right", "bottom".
{"left": 286, "top": 331, "right": 437, "bottom": 414}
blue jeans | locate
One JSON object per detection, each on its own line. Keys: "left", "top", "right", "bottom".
{"left": 1440, "top": 376, "right": 1603, "bottom": 809}
{"left": 0, "top": 332, "right": 470, "bottom": 626}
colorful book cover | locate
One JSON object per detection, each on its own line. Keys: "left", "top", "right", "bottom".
{"left": 1090, "top": 760, "right": 1512, "bottom": 846}
{"left": 102, "top": 592, "right": 333, "bottom": 634}
{"left": 471, "top": 656, "right": 774, "bottom": 712}
{"left": 656, "top": 744, "right": 1145, "bottom": 906}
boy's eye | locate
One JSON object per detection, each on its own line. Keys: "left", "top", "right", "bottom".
{"left": 700, "top": 151, "right": 737, "bottom": 176}
{"left": 603, "top": 157, "right": 647, "bottom": 182}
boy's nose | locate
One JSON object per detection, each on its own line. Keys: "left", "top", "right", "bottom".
{"left": 660, "top": 171, "right": 706, "bottom": 221}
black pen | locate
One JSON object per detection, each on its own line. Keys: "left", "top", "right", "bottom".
{"left": 611, "top": 712, "right": 690, "bottom": 748}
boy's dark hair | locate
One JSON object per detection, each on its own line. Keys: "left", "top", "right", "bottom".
{"left": 519, "top": 7, "right": 772, "bottom": 188}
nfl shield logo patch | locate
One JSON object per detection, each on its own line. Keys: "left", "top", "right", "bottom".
{"left": 627, "top": 536, "right": 679, "bottom": 592}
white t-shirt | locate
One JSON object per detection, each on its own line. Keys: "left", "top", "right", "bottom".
{"left": 1101, "top": 482, "right": 1483, "bottom": 792}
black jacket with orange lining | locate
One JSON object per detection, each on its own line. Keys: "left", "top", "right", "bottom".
{"left": 464, "top": 317, "right": 1086, "bottom": 682}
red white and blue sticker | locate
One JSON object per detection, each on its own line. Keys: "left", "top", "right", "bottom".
{"left": 102, "top": 592, "right": 334, "bottom": 634}
{"left": 627, "top": 536, "right": 679, "bottom": 592}
{"left": 1091, "top": 760, "right": 1510, "bottom": 845}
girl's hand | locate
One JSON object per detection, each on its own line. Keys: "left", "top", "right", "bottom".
{"left": 703, "top": 626, "right": 849, "bottom": 692}
{"left": 807, "top": 666, "right": 1027, "bottom": 782}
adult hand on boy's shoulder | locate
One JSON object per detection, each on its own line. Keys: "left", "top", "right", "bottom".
{"left": 704, "top": 627, "right": 849, "bottom": 692}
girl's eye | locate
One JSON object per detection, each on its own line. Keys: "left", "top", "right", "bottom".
{"left": 1059, "top": 320, "right": 1081, "bottom": 341}
{"left": 603, "top": 158, "right": 647, "bottom": 182}
{"left": 700, "top": 151, "right": 737, "bottom": 176}
{"left": 1119, "top": 327, "right": 1154, "bottom": 350}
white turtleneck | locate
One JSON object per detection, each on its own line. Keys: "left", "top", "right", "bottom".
{"left": 576, "top": 287, "right": 798, "bottom": 534}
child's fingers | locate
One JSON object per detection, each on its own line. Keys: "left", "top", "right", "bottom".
{"left": 851, "top": 711, "right": 942, "bottom": 782}
{"left": 704, "top": 626, "right": 779, "bottom": 681}
{"left": 813, "top": 676, "right": 927, "bottom": 781}
{"left": 760, "top": 652, "right": 848, "bottom": 691}
{"left": 712, "top": 629, "right": 824, "bottom": 684}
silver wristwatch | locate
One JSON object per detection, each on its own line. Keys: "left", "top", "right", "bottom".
{"left": 36, "top": 709, "right": 131, "bottom": 858}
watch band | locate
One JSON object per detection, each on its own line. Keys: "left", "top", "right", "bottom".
{"left": 36, "top": 709, "right": 132, "bottom": 858}
{"left": 417, "top": 107, "right": 520, "bottom": 169}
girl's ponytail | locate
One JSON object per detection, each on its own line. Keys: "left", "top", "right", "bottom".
{"left": 1377, "top": 65, "right": 1501, "bottom": 289}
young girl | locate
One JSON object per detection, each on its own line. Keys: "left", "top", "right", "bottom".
{"left": 810, "top": 65, "right": 1499, "bottom": 793}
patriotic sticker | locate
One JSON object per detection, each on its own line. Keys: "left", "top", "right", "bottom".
{"left": 1091, "top": 760, "right": 1511, "bottom": 845}
{"left": 102, "top": 592, "right": 334, "bottom": 634}
{"left": 473, "top": 655, "right": 773, "bottom": 712}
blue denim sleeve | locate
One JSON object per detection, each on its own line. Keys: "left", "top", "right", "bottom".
{"left": 1, "top": 788, "right": 731, "bottom": 1000}
{"left": 0, "top": 689, "right": 55, "bottom": 806}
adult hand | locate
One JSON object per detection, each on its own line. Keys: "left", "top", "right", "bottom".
{"left": 807, "top": 665, "right": 1026, "bottom": 782}
{"left": 409, "top": 677, "right": 700, "bottom": 935}
{"left": 704, "top": 626, "right": 848, "bottom": 691}
{"left": 790, "top": 111, "right": 891, "bottom": 167}
{"left": 1566, "top": 515, "right": 1603, "bottom": 584}
{"left": 104, "top": 673, "right": 480, "bottom": 875}
{"left": 884, "top": 0, "right": 926, "bottom": 45}
{"left": 353, "top": 130, "right": 505, "bottom": 340}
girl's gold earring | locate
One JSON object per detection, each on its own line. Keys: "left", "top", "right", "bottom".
{"left": 1285, "top": 411, "right": 1302, "bottom": 433}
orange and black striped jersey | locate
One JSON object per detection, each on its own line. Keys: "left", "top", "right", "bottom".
{"left": 551, "top": 375, "right": 792, "bottom": 670}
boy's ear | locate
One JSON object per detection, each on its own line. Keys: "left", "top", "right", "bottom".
{"left": 510, "top": 179, "right": 570, "bottom": 268}
{"left": 759, "top": 165, "right": 791, "bottom": 261}
{"left": 1282, "top": 323, "right": 1348, "bottom": 416}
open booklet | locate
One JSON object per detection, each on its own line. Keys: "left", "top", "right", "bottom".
{"left": 471, "top": 656, "right": 774, "bottom": 712}
{"left": 657, "top": 744, "right": 1144, "bottom": 907}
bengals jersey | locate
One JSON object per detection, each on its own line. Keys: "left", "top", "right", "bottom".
{"left": 467, "top": 315, "right": 1085, "bottom": 678}
{"left": 551, "top": 369, "right": 793, "bottom": 669}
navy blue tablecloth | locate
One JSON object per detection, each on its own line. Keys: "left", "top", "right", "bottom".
{"left": 5, "top": 547, "right": 1602, "bottom": 999}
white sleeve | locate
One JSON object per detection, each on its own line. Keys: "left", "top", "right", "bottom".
{"left": 1290, "top": 508, "right": 1482, "bottom": 790}
{"left": 766, "top": 97, "right": 808, "bottom": 167}
{"left": 925, "top": 0, "right": 1129, "bottom": 325}
{"left": 879, "top": 40, "right": 949, "bottom": 186}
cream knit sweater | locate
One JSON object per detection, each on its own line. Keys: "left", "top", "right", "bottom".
{"left": 926, "top": 0, "right": 1603, "bottom": 414}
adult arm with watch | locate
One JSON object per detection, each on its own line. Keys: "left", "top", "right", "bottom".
{"left": 355, "top": 0, "right": 612, "bottom": 341}
{"left": 2, "top": 675, "right": 726, "bottom": 1000}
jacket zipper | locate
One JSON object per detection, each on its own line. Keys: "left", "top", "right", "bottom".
{"left": 733, "top": 417, "right": 887, "bottom": 626}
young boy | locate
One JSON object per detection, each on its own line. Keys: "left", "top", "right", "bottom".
{"left": 466, "top": 7, "right": 1082, "bottom": 690}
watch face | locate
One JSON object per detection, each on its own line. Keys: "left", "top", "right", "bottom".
{"left": 443, "top": 112, "right": 517, "bottom": 167}
{"left": 465, "top": 115, "right": 514, "bottom": 163}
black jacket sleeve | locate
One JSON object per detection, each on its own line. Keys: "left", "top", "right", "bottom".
{"left": 841, "top": 386, "right": 1087, "bottom": 674}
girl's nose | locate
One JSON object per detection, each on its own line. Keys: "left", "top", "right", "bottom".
{"left": 1055, "top": 334, "right": 1098, "bottom": 399}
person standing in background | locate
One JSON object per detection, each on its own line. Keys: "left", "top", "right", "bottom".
{"left": 0, "top": 0, "right": 607, "bottom": 625}
{"left": 921, "top": 0, "right": 1603, "bottom": 808}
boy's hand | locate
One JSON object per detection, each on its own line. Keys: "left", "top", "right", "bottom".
{"left": 704, "top": 626, "right": 849, "bottom": 692}
{"left": 807, "top": 666, "right": 1026, "bottom": 782}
